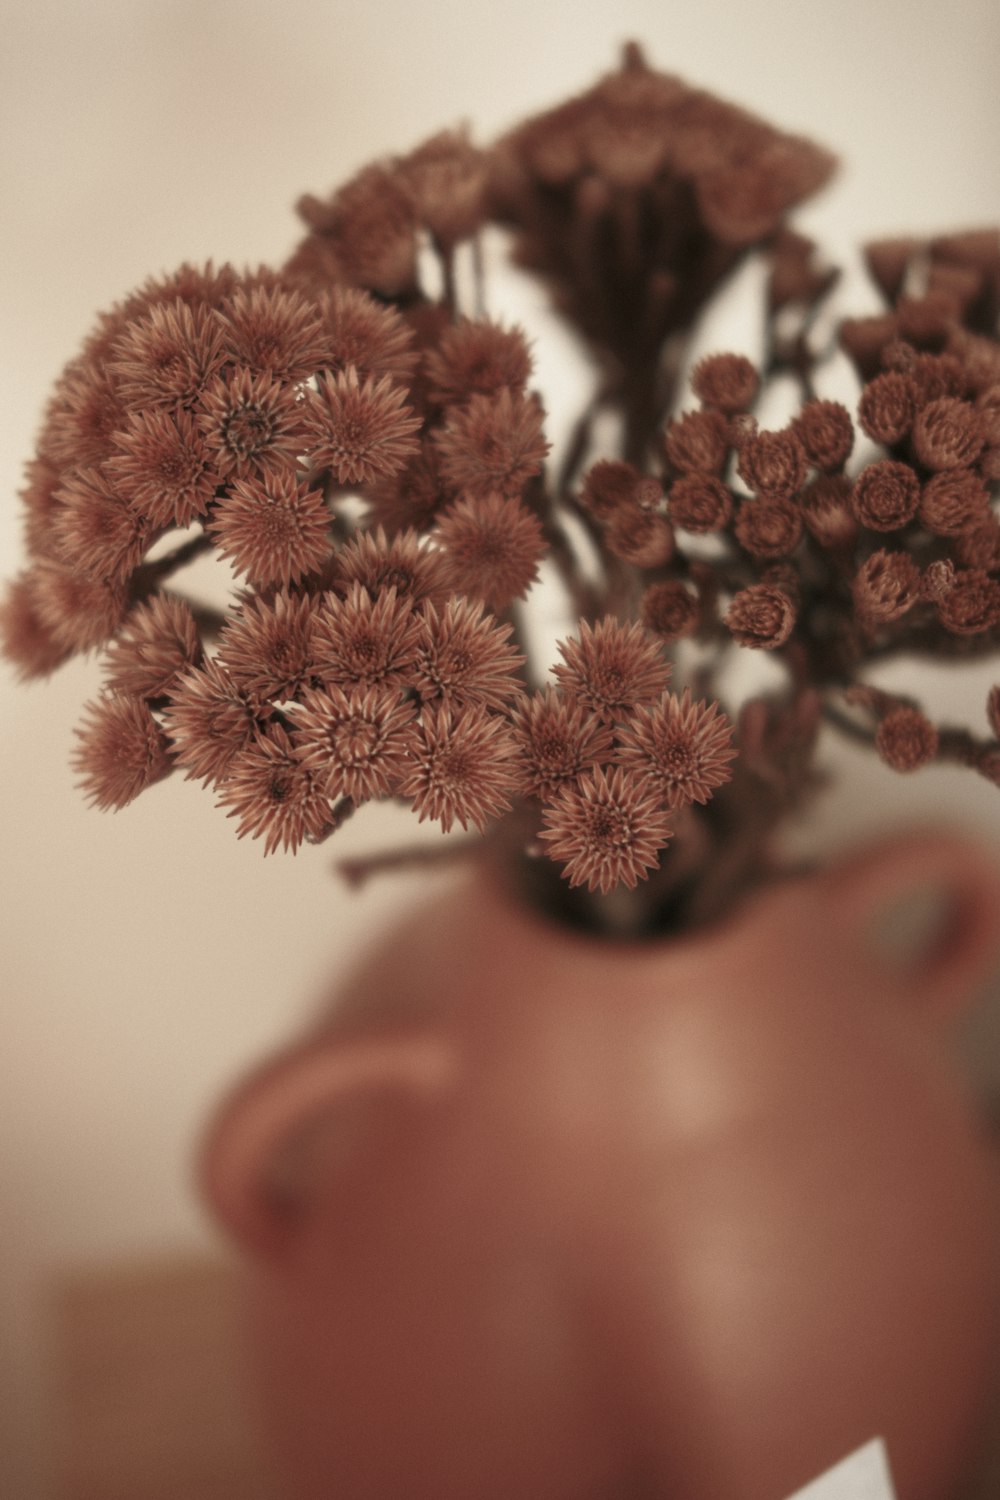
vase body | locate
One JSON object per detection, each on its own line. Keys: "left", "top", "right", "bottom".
{"left": 202, "top": 834, "right": 1000, "bottom": 1500}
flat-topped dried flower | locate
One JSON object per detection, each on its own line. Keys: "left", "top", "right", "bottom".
{"left": 397, "top": 702, "right": 517, "bottom": 833}
{"left": 197, "top": 367, "right": 310, "bottom": 479}
{"left": 580, "top": 460, "right": 645, "bottom": 520}
{"left": 641, "top": 580, "right": 699, "bottom": 641}
{"left": 667, "top": 474, "right": 732, "bottom": 533}
{"left": 736, "top": 427, "right": 807, "bottom": 499}
{"left": 102, "top": 594, "right": 201, "bottom": 699}
{"left": 312, "top": 582, "right": 422, "bottom": 692}
{"left": 852, "top": 549, "right": 922, "bottom": 625}
{"left": 290, "top": 683, "right": 416, "bottom": 803}
{"left": 334, "top": 526, "right": 451, "bottom": 608}
{"left": 304, "top": 368, "right": 421, "bottom": 488}
{"left": 365, "top": 439, "right": 449, "bottom": 535}
{"left": 791, "top": 400, "right": 854, "bottom": 472}
{"left": 413, "top": 597, "right": 524, "bottom": 711}
{"left": 857, "top": 372, "right": 916, "bottom": 446}
{"left": 605, "top": 508, "right": 674, "bottom": 568}
{"left": 616, "top": 688, "right": 736, "bottom": 808}
{"left": 218, "top": 285, "right": 329, "bottom": 384}
{"left": 436, "top": 491, "right": 546, "bottom": 609}
{"left": 72, "top": 693, "right": 172, "bottom": 810}
{"left": 919, "top": 469, "right": 991, "bottom": 537}
{"left": 215, "top": 724, "right": 331, "bottom": 855}
{"left": 109, "top": 300, "right": 227, "bottom": 410}
{"left": 314, "top": 286, "right": 418, "bottom": 386}
{"left": 690, "top": 353, "right": 759, "bottom": 414}
{"left": 424, "top": 319, "right": 532, "bottom": 408}
{"left": 218, "top": 588, "right": 319, "bottom": 704}
{"left": 51, "top": 467, "right": 151, "bottom": 584}
{"left": 41, "top": 361, "right": 128, "bottom": 470}
{"left": 509, "top": 687, "right": 615, "bottom": 800}
{"left": 539, "top": 764, "right": 673, "bottom": 894}
{"left": 850, "top": 460, "right": 921, "bottom": 531}
{"left": 108, "top": 408, "right": 215, "bottom": 530}
{"left": 725, "top": 583, "right": 797, "bottom": 650}
{"left": 734, "top": 497, "right": 802, "bottom": 558}
{"left": 875, "top": 706, "right": 939, "bottom": 772}
{"left": 435, "top": 387, "right": 549, "bottom": 500}
{"left": 936, "top": 569, "right": 1000, "bottom": 635}
{"left": 911, "top": 397, "right": 985, "bottom": 471}
{"left": 162, "top": 657, "right": 259, "bottom": 785}
{"left": 209, "top": 471, "right": 332, "bottom": 588}
{"left": 553, "top": 617, "right": 670, "bottom": 722}
{"left": 395, "top": 128, "right": 489, "bottom": 249}
{"left": 663, "top": 409, "right": 729, "bottom": 476}
{"left": 291, "top": 163, "right": 418, "bottom": 298}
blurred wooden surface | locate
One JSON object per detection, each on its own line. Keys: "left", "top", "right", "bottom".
{"left": 50, "top": 1256, "right": 279, "bottom": 1500}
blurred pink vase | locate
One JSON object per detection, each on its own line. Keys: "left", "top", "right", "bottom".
{"left": 201, "top": 831, "right": 1000, "bottom": 1500}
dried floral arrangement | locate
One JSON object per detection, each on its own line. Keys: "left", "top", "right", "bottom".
{"left": 5, "top": 44, "right": 1000, "bottom": 932}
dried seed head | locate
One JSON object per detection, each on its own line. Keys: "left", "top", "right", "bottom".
{"left": 668, "top": 474, "right": 732, "bottom": 533}
{"left": 850, "top": 460, "right": 921, "bottom": 532}
{"left": 641, "top": 580, "right": 699, "bottom": 641}
{"left": 725, "top": 583, "right": 797, "bottom": 649}
{"left": 852, "top": 549, "right": 922, "bottom": 624}
{"left": 690, "top": 353, "right": 759, "bottom": 414}
{"left": 736, "top": 427, "right": 807, "bottom": 499}
{"left": 857, "top": 372, "right": 917, "bottom": 446}
{"left": 911, "top": 397, "right": 985, "bottom": 471}
{"left": 792, "top": 400, "right": 854, "bottom": 472}
{"left": 875, "top": 706, "right": 939, "bottom": 772}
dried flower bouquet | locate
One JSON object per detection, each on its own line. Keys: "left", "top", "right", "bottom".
{"left": 5, "top": 44, "right": 1000, "bottom": 931}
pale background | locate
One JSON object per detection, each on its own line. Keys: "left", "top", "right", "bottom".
{"left": 2, "top": 1, "right": 999, "bottom": 1495}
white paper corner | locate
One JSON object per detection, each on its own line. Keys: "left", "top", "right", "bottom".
{"left": 783, "top": 1438, "right": 897, "bottom": 1500}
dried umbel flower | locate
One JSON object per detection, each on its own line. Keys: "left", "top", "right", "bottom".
{"left": 725, "top": 583, "right": 797, "bottom": 650}
{"left": 875, "top": 707, "right": 939, "bottom": 772}
{"left": 539, "top": 765, "right": 673, "bottom": 894}
{"left": 6, "top": 49, "right": 1000, "bottom": 903}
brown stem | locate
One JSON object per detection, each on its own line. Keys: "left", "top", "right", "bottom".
{"left": 133, "top": 532, "right": 213, "bottom": 597}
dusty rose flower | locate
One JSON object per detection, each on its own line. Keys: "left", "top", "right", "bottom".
{"left": 853, "top": 550, "right": 922, "bottom": 624}
{"left": 553, "top": 617, "right": 670, "bottom": 722}
{"left": 216, "top": 725, "right": 331, "bottom": 855}
{"left": 292, "top": 163, "right": 418, "bottom": 297}
{"left": 605, "top": 508, "right": 674, "bottom": 568}
{"left": 413, "top": 597, "right": 524, "bottom": 711}
{"left": 736, "top": 427, "right": 807, "bottom": 498}
{"left": 52, "top": 467, "right": 151, "bottom": 584}
{"left": 580, "top": 460, "right": 644, "bottom": 520}
{"left": 304, "top": 368, "right": 421, "bottom": 487}
{"left": 735, "top": 497, "right": 802, "bottom": 558}
{"left": 108, "top": 408, "right": 216, "bottom": 530}
{"left": 936, "top": 569, "right": 1000, "bottom": 635}
{"left": 435, "top": 387, "right": 549, "bottom": 500}
{"left": 509, "top": 687, "right": 615, "bottom": 799}
{"left": 219, "top": 285, "right": 328, "bottom": 383}
{"left": 616, "top": 688, "right": 736, "bottom": 809}
{"left": 919, "top": 469, "right": 991, "bottom": 537}
{"left": 690, "top": 353, "right": 758, "bottom": 413}
{"left": 312, "top": 582, "right": 421, "bottom": 692}
{"left": 109, "top": 300, "right": 227, "bottom": 410}
{"left": 725, "top": 583, "right": 797, "bottom": 650}
{"left": 424, "top": 319, "right": 532, "bottom": 407}
{"left": 290, "top": 683, "right": 416, "bottom": 802}
{"left": 29, "top": 559, "right": 128, "bottom": 652}
{"left": 72, "top": 692, "right": 172, "bottom": 810}
{"left": 641, "top": 580, "right": 698, "bottom": 640}
{"left": 875, "top": 707, "right": 939, "bottom": 772}
{"left": 911, "top": 397, "right": 984, "bottom": 471}
{"left": 366, "top": 439, "right": 449, "bottom": 534}
{"left": 857, "top": 373, "right": 916, "bottom": 446}
{"left": 315, "top": 286, "right": 417, "bottom": 386}
{"left": 539, "top": 765, "right": 673, "bottom": 894}
{"left": 791, "top": 400, "right": 854, "bottom": 473}
{"left": 102, "top": 594, "right": 201, "bottom": 699}
{"left": 334, "top": 525, "right": 451, "bottom": 608}
{"left": 162, "top": 657, "right": 259, "bottom": 784}
{"left": 954, "top": 519, "right": 1000, "bottom": 571}
{"left": 802, "top": 474, "right": 858, "bottom": 549}
{"left": 850, "top": 460, "right": 921, "bottom": 531}
{"left": 209, "top": 471, "right": 333, "bottom": 587}
{"left": 398, "top": 702, "right": 517, "bottom": 833}
{"left": 667, "top": 474, "right": 732, "bottom": 533}
{"left": 197, "top": 368, "right": 309, "bottom": 479}
{"left": 0, "top": 572, "right": 73, "bottom": 678}
{"left": 435, "top": 491, "right": 546, "bottom": 608}
{"left": 398, "top": 127, "right": 489, "bottom": 246}
{"left": 19, "top": 457, "right": 65, "bottom": 561}
{"left": 662, "top": 409, "right": 729, "bottom": 475}
{"left": 218, "top": 589, "right": 319, "bottom": 704}
{"left": 900, "top": 349, "right": 966, "bottom": 405}
{"left": 42, "top": 360, "right": 127, "bottom": 470}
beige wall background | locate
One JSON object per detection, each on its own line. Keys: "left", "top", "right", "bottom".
{"left": 2, "top": 1, "right": 999, "bottom": 1495}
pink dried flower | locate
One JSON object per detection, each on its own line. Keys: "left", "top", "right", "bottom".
{"left": 312, "top": 582, "right": 422, "bottom": 692}
{"left": 42, "top": 360, "right": 127, "bottom": 470}
{"left": 734, "top": 498, "right": 802, "bottom": 558}
{"left": 413, "top": 597, "right": 524, "bottom": 711}
{"left": 857, "top": 373, "right": 916, "bottom": 446}
{"left": 163, "top": 657, "right": 259, "bottom": 784}
{"left": 605, "top": 508, "right": 675, "bottom": 568}
{"left": 52, "top": 467, "right": 150, "bottom": 584}
{"left": 616, "top": 689, "right": 736, "bottom": 808}
{"left": 668, "top": 474, "right": 732, "bottom": 533}
{"left": 936, "top": 569, "right": 1000, "bottom": 635}
{"left": 216, "top": 725, "right": 331, "bottom": 855}
{"left": 690, "top": 353, "right": 758, "bottom": 414}
{"left": 334, "top": 525, "right": 451, "bottom": 608}
{"left": 209, "top": 471, "right": 333, "bottom": 588}
{"left": 109, "top": 300, "right": 227, "bottom": 410}
{"left": 736, "top": 427, "right": 807, "bottom": 498}
{"left": 911, "top": 397, "right": 984, "bottom": 471}
{"left": 424, "top": 319, "right": 532, "bottom": 407}
{"left": 398, "top": 702, "right": 517, "bottom": 833}
{"left": 553, "top": 617, "right": 670, "bottom": 722}
{"left": 580, "top": 460, "right": 645, "bottom": 520}
{"left": 365, "top": 439, "right": 449, "bottom": 534}
{"left": 290, "top": 684, "right": 416, "bottom": 802}
{"left": 725, "top": 583, "right": 797, "bottom": 649}
{"left": 0, "top": 572, "right": 73, "bottom": 679}
{"left": 219, "top": 285, "right": 329, "bottom": 383}
{"left": 108, "top": 408, "right": 216, "bottom": 529}
{"left": 304, "top": 368, "right": 421, "bottom": 488}
{"left": 197, "top": 367, "right": 310, "bottom": 479}
{"left": 875, "top": 707, "right": 939, "bottom": 772}
{"left": 853, "top": 550, "right": 922, "bottom": 625}
{"left": 315, "top": 286, "right": 418, "bottom": 386}
{"left": 791, "top": 400, "right": 854, "bottom": 472}
{"left": 641, "top": 580, "right": 699, "bottom": 641}
{"left": 72, "top": 693, "right": 172, "bottom": 809}
{"left": 919, "top": 469, "right": 991, "bottom": 537}
{"left": 435, "top": 387, "right": 549, "bottom": 500}
{"left": 29, "top": 560, "right": 128, "bottom": 653}
{"left": 509, "top": 687, "right": 615, "bottom": 799}
{"left": 217, "top": 589, "right": 319, "bottom": 704}
{"left": 435, "top": 491, "right": 546, "bottom": 608}
{"left": 663, "top": 409, "right": 729, "bottom": 476}
{"left": 539, "top": 765, "right": 673, "bottom": 894}
{"left": 396, "top": 128, "right": 488, "bottom": 248}
{"left": 850, "top": 460, "right": 921, "bottom": 532}
{"left": 102, "top": 594, "right": 201, "bottom": 699}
